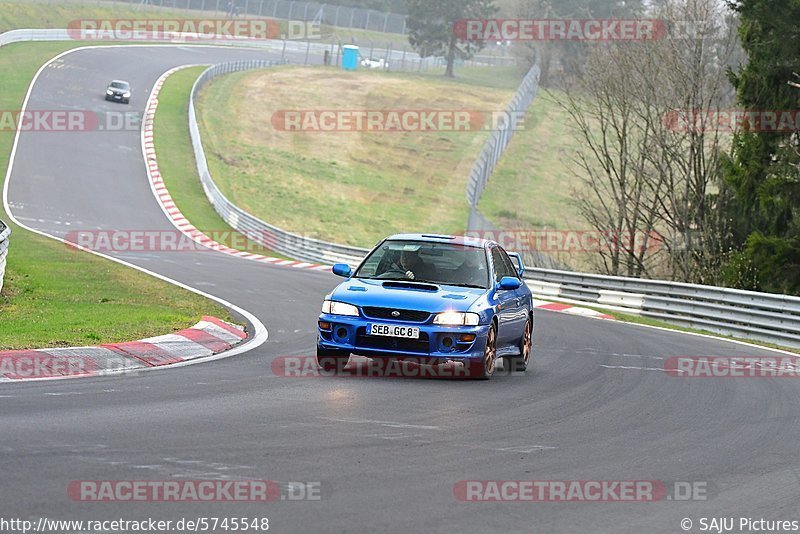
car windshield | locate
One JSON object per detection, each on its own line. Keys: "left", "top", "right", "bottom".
{"left": 110, "top": 82, "right": 128, "bottom": 89}
{"left": 355, "top": 240, "right": 489, "bottom": 288}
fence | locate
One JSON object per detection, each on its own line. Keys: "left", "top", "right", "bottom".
{"left": 525, "top": 268, "right": 800, "bottom": 350}
{"left": 0, "top": 220, "right": 10, "bottom": 294}
{"left": 8, "top": 0, "right": 408, "bottom": 34}
{"left": 0, "top": 28, "right": 518, "bottom": 71}
{"left": 189, "top": 61, "right": 370, "bottom": 265}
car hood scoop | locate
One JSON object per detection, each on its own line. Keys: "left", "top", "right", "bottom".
{"left": 381, "top": 281, "right": 439, "bottom": 292}
{"left": 441, "top": 293, "right": 468, "bottom": 300}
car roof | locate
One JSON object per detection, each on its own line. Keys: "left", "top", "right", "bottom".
{"left": 110, "top": 80, "right": 129, "bottom": 85}
{"left": 385, "top": 233, "right": 490, "bottom": 249}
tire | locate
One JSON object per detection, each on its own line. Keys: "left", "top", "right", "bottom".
{"left": 316, "top": 347, "right": 350, "bottom": 373}
{"left": 510, "top": 316, "right": 533, "bottom": 373}
{"left": 471, "top": 324, "right": 497, "bottom": 380}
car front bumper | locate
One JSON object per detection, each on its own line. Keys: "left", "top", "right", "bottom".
{"left": 317, "top": 313, "right": 489, "bottom": 362}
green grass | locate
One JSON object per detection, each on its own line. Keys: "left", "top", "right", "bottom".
{"left": 153, "top": 66, "right": 289, "bottom": 258}
{"left": 195, "top": 66, "right": 516, "bottom": 247}
{"left": 0, "top": 41, "right": 232, "bottom": 350}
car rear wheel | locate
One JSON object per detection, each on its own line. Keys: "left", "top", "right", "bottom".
{"left": 316, "top": 347, "right": 350, "bottom": 373}
{"left": 472, "top": 324, "right": 497, "bottom": 380}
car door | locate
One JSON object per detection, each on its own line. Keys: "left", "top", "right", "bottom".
{"left": 490, "top": 246, "right": 524, "bottom": 347}
{"left": 507, "top": 251, "right": 532, "bottom": 318}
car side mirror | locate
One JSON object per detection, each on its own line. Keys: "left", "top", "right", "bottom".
{"left": 507, "top": 252, "right": 525, "bottom": 278}
{"left": 332, "top": 264, "right": 352, "bottom": 278}
{"left": 497, "top": 276, "right": 522, "bottom": 290}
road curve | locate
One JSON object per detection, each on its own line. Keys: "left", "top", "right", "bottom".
{"left": 2, "top": 45, "right": 799, "bottom": 533}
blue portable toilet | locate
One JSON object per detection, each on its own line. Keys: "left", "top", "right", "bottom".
{"left": 342, "top": 45, "right": 359, "bottom": 71}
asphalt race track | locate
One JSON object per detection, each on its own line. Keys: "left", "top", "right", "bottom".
{"left": 2, "top": 45, "right": 799, "bottom": 533}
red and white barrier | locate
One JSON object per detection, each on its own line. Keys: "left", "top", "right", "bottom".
{"left": 0, "top": 316, "right": 246, "bottom": 382}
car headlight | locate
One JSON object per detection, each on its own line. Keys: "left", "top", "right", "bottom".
{"left": 122, "top": 91, "right": 131, "bottom": 97}
{"left": 106, "top": 89, "right": 113, "bottom": 95}
{"left": 433, "top": 311, "right": 480, "bottom": 326}
{"left": 322, "top": 300, "right": 359, "bottom": 317}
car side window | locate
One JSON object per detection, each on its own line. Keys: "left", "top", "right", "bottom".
{"left": 491, "top": 247, "right": 514, "bottom": 282}
{"left": 498, "top": 248, "right": 520, "bottom": 279}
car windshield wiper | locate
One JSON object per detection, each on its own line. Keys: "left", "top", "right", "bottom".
{"left": 445, "top": 283, "right": 486, "bottom": 289}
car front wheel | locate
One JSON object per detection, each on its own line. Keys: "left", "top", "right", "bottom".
{"left": 471, "top": 324, "right": 497, "bottom": 380}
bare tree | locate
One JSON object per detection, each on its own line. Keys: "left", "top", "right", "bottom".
{"left": 556, "top": 0, "right": 740, "bottom": 280}
{"left": 633, "top": 0, "right": 740, "bottom": 283}
{"left": 558, "top": 43, "right": 663, "bottom": 277}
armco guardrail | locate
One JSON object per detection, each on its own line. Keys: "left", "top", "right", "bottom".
{"left": 0, "top": 220, "right": 10, "bottom": 294}
{"left": 189, "top": 61, "right": 370, "bottom": 265}
{"left": 525, "top": 268, "right": 800, "bottom": 350}
{"left": 466, "top": 63, "right": 540, "bottom": 209}
{"left": 463, "top": 61, "right": 564, "bottom": 270}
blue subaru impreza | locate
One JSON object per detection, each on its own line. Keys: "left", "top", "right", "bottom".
{"left": 317, "top": 234, "right": 533, "bottom": 379}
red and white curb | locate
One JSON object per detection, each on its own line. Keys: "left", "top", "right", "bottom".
{"left": 532, "top": 298, "right": 615, "bottom": 321}
{"left": 142, "top": 67, "right": 330, "bottom": 272}
{"left": 0, "top": 316, "right": 246, "bottom": 382}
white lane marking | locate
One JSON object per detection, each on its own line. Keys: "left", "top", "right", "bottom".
{"left": 599, "top": 365, "right": 670, "bottom": 372}
{"left": 320, "top": 417, "right": 441, "bottom": 430}
{"left": 1, "top": 45, "right": 269, "bottom": 384}
{"left": 494, "top": 445, "right": 558, "bottom": 453}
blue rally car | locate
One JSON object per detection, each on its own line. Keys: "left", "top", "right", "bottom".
{"left": 317, "top": 234, "right": 533, "bottom": 379}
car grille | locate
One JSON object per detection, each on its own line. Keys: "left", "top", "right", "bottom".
{"left": 355, "top": 327, "right": 430, "bottom": 354}
{"left": 361, "top": 307, "right": 430, "bottom": 323}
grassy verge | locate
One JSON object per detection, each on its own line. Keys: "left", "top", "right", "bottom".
{"left": 195, "top": 66, "right": 516, "bottom": 248}
{"left": 0, "top": 41, "right": 232, "bottom": 350}
{"left": 153, "top": 66, "right": 288, "bottom": 258}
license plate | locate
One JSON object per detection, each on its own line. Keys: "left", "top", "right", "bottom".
{"left": 368, "top": 324, "right": 420, "bottom": 339}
